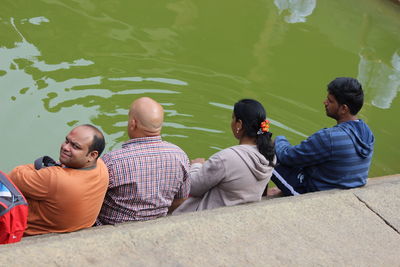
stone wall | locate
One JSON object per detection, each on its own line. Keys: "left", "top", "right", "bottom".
{"left": 1, "top": 175, "right": 399, "bottom": 266}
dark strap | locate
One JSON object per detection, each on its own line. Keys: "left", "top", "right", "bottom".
{"left": 34, "top": 156, "right": 61, "bottom": 170}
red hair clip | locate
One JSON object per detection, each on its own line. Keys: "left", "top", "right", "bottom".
{"left": 257, "top": 120, "right": 270, "bottom": 135}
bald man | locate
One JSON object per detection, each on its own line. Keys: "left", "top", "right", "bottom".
{"left": 9, "top": 124, "right": 109, "bottom": 235}
{"left": 96, "top": 97, "right": 190, "bottom": 225}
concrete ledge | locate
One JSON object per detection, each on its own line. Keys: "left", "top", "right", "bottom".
{"left": 1, "top": 175, "right": 400, "bottom": 266}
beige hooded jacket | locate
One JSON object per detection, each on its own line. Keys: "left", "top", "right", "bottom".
{"left": 173, "top": 145, "right": 275, "bottom": 214}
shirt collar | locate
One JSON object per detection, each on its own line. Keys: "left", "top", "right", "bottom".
{"left": 63, "top": 164, "right": 97, "bottom": 170}
{"left": 122, "top": 136, "right": 162, "bottom": 148}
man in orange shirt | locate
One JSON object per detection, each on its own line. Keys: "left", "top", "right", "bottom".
{"left": 9, "top": 124, "right": 109, "bottom": 235}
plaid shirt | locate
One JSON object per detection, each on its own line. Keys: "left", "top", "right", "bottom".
{"left": 96, "top": 136, "right": 190, "bottom": 225}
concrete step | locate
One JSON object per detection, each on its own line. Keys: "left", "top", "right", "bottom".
{"left": 1, "top": 174, "right": 399, "bottom": 266}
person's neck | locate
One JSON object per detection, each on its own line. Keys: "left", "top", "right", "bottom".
{"left": 336, "top": 114, "right": 358, "bottom": 124}
{"left": 129, "top": 132, "right": 160, "bottom": 139}
{"left": 80, "top": 164, "right": 97, "bottom": 170}
{"left": 239, "top": 135, "right": 256, "bottom": 145}
{"left": 66, "top": 162, "right": 96, "bottom": 170}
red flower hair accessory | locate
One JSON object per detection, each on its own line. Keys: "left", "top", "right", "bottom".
{"left": 257, "top": 120, "right": 270, "bottom": 135}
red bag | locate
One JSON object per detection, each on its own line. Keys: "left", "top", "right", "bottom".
{"left": 0, "top": 170, "right": 28, "bottom": 244}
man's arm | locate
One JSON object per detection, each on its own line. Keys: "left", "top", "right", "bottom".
{"left": 275, "top": 129, "right": 332, "bottom": 168}
{"left": 9, "top": 164, "right": 53, "bottom": 200}
{"left": 168, "top": 156, "right": 192, "bottom": 213}
{"left": 101, "top": 153, "right": 114, "bottom": 188}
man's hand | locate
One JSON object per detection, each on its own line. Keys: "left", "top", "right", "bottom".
{"left": 191, "top": 158, "right": 205, "bottom": 164}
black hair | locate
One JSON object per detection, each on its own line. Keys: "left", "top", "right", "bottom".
{"left": 233, "top": 99, "right": 275, "bottom": 165}
{"left": 82, "top": 124, "right": 105, "bottom": 159}
{"left": 327, "top": 77, "right": 364, "bottom": 115}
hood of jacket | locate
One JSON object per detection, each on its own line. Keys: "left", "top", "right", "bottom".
{"left": 229, "top": 145, "right": 275, "bottom": 181}
{"left": 336, "top": 119, "right": 375, "bottom": 158}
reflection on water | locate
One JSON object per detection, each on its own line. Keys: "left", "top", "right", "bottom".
{"left": 33, "top": 59, "right": 94, "bottom": 72}
{"left": 274, "top": 0, "right": 316, "bottom": 23}
{"left": 109, "top": 77, "right": 188, "bottom": 86}
{"left": 163, "top": 122, "right": 223, "bottom": 134}
{"left": 25, "top": 16, "right": 49, "bottom": 25}
{"left": 0, "top": 14, "right": 226, "bottom": 168}
{"left": 1, "top": 0, "right": 400, "bottom": 177}
{"left": 358, "top": 49, "right": 400, "bottom": 109}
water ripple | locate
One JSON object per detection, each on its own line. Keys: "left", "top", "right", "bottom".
{"left": 209, "top": 101, "right": 308, "bottom": 138}
{"left": 163, "top": 122, "right": 224, "bottom": 134}
{"left": 109, "top": 76, "right": 188, "bottom": 86}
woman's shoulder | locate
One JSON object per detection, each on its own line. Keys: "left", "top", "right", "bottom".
{"left": 228, "top": 144, "right": 258, "bottom": 154}
{"left": 203, "top": 147, "right": 237, "bottom": 165}
{"left": 211, "top": 145, "right": 258, "bottom": 161}
{"left": 212, "top": 145, "right": 243, "bottom": 156}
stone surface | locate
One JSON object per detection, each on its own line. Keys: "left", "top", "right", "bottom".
{"left": 1, "top": 175, "right": 400, "bottom": 266}
{"left": 354, "top": 175, "right": 400, "bottom": 233}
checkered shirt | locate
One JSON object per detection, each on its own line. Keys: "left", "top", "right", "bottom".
{"left": 96, "top": 136, "right": 190, "bottom": 225}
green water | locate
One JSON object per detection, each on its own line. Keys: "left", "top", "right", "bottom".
{"left": 1, "top": 0, "right": 399, "bottom": 177}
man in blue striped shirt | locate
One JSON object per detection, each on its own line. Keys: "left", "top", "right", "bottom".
{"left": 271, "top": 77, "right": 375, "bottom": 196}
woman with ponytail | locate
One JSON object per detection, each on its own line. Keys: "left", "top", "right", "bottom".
{"left": 173, "top": 99, "right": 276, "bottom": 214}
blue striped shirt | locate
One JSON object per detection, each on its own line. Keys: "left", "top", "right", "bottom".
{"left": 275, "top": 120, "right": 374, "bottom": 191}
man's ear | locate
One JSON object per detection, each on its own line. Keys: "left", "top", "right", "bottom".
{"left": 88, "top": 150, "right": 99, "bottom": 162}
{"left": 129, "top": 118, "right": 137, "bottom": 131}
{"left": 340, "top": 104, "right": 350, "bottom": 114}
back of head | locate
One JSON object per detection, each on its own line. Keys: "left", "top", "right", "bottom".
{"left": 234, "top": 99, "right": 275, "bottom": 165}
{"left": 128, "top": 97, "right": 164, "bottom": 138}
{"left": 327, "top": 77, "right": 364, "bottom": 115}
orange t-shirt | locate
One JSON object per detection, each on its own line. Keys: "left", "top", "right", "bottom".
{"left": 9, "top": 159, "right": 109, "bottom": 235}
